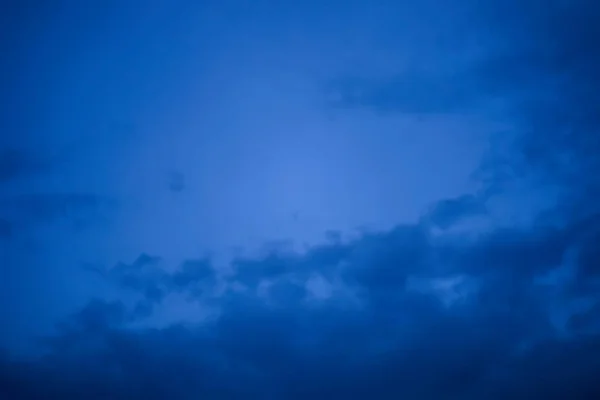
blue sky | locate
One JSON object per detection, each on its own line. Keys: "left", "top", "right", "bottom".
{"left": 1, "top": 0, "right": 600, "bottom": 398}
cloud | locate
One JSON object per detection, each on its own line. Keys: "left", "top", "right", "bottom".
{"left": 42, "top": 299, "right": 128, "bottom": 353}
{"left": 0, "top": 149, "right": 42, "bottom": 183}
{"left": 0, "top": 146, "right": 69, "bottom": 185}
{"left": 3, "top": 1, "right": 600, "bottom": 399}
{"left": 473, "top": 1, "right": 600, "bottom": 202}
{"left": 423, "top": 193, "right": 487, "bottom": 229}
{"left": 89, "top": 254, "right": 216, "bottom": 302}
{"left": 0, "top": 218, "right": 11, "bottom": 239}
{"left": 2, "top": 203, "right": 599, "bottom": 398}
{"left": 326, "top": 71, "right": 487, "bottom": 115}
{"left": 326, "top": 1, "right": 600, "bottom": 211}
{"left": 167, "top": 171, "right": 185, "bottom": 193}
{"left": 171, "top": 259, "right": 216, "bottom": 291}
{"left": 0, "top": 193, "right": 116, "bottom": 233}
{"left": 568, "top": 302, "right": 600, "bottom": 333}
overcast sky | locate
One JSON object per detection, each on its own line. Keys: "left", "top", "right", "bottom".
{"left": 2, "top": 0, "right": 600, "bottom": 398}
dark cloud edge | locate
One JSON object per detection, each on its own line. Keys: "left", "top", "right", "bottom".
{"left": 2, "top": 195, "right": 600, "bottom": 399}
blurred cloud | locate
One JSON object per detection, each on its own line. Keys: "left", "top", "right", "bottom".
{"left": 167, "top": 171, "right": 185, "bottom": 193}
{"left": 0, "top": 149, "right": 45, "bottom": 183}
{"left": 2, "top": 205, "right": 600, "bottom": 398}
{"left": 2, "top": 0, "right": 600, "bottom": 398}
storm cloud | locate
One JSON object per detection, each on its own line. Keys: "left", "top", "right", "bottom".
{"left": 2, "top": 0, "right": 600, "bottom": 399}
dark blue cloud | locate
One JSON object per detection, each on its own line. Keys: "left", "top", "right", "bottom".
{"left": 423, "top": 193, "right": 487, "bottom": 229}
{"left": 326, "top": 72, "right": 487, "bottom": 115}
{"left": 0, "top": 193, "right": 114, "bottom": 221}
{"left": 3, "top": 0, "right": 600, "bottom": 398}
{"left": 0, "top": 193, "right": 116, "bottom": 240}
{"left": 2, "top": 206, "right": 599, "bottom": 398}
{"left": 0, "top": 149, "right": 46, "bottom": 183}
{"left": 476, "top": 1, "right": 600, "bottom": 200}
{"left": 0, "top": 218, "right": 12, "bottom": 240}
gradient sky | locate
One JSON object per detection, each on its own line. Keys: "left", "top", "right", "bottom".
{"left": 2, "top": 0, "right": 600, "bottom": 398}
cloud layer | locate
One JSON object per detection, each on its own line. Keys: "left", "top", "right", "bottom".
{"left": 2, "top": 202, "right": 600, "bottom": 398}
{"left": 2, "top": 0, "right": 600, "bottom": 398}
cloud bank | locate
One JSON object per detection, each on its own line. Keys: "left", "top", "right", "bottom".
{"left": 2, "top": 0, "right": 600, "bottom": 398}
